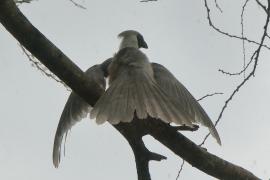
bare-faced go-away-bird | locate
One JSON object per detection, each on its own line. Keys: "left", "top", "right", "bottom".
{"left": 53, "top": 30, "right": 221, "bottom": 168}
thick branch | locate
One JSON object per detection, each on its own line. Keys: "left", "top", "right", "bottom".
{"left": 115, "top": 119, "right": 166, "bottom": 180}
{"left": 0, "top": 1, "right": 260, "bottom": 179}
{"left": 145, "top": 119, "right": 259, "bottom": 180}
{"left": 14, "top": 0, "right": 34, "bottom": 4}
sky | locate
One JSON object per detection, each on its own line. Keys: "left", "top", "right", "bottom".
{"left": 0, "top": 0, "right": 270, "bottom": 179}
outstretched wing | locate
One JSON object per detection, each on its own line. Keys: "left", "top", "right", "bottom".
{"left": 53, "top": 64, "right": 106, "bottom": 167}
{"left": 152, "top": 63, "right": 221, "bottom": 145}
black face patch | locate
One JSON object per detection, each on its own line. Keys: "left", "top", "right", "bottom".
{"left": 137, "top": 34, "right": 148, "bottom": 49}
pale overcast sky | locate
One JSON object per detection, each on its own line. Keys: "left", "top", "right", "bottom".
{"left": 0, "top": 0, "right": 270, "bottom": 179}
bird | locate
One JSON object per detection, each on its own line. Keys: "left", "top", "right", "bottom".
{"left": 90, "top": 30, "right": 221, "bottom": 144}
{"left": 53, "top": 30, "right": 221, "bottom": 168}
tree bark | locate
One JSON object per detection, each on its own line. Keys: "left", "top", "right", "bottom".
{"left": 0, "top": 0, "right": 260, "bottom": 179}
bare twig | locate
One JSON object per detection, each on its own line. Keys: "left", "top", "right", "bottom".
{"left": 241, "top": 0, "right": 250, "bottom": 78}
{"left": 214, "top": 0, "right": 223, "bottom": 13}
{"left": 19, "top": 44, "right": 71, "bottom": 91}
{"left": 255, "top": 0, "right": 267, "bottom": 13}
{"left": 197, "top": 92, "right": 223, "bottom": 102}
{"left": 140, "top": 0, "right": 157, "bottom": 2}
{"left": 204, "top": 0, "right": 270, "bottom": 50}
{"left": 175, "top": 159, "right": 185, "bottom": 180}
{"left": 266, "top": 33, "right": 270, "bottom": 39}
{"left": 69, "top": 0, "right": 86, "bottom": 9}
{"left": 218, "top": 50, "right": 256, "bottom": 76}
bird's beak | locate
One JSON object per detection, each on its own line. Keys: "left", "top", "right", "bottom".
{"left": 140, "top": 39, "right": 148, "bottom": 49}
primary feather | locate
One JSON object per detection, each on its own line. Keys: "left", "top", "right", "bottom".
{"left": 53, "top": 65, "right": 106, "bottom": 167}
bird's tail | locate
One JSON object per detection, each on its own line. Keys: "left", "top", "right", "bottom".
{"left": 90, "top": 69, "right": 193, "bottom": 126}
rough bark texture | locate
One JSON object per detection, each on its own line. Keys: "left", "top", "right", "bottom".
{"left": 0, "top": 0, "right": 261, "bottom": 179}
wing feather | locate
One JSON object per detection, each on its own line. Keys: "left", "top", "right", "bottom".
{"left": 152, "top": 63, "right": 221, "bottom": 145}
{"left": 53, "top": 65, "right": 106, "bottom": 167}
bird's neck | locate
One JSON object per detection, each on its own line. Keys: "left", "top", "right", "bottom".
{"left": 119, "top": 36, "right": 139, "bottom": 50}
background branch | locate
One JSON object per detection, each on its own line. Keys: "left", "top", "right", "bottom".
{"left": 197, "top": 92, "right": 223, "bottom": 102}
{"left": 175, "top": 159, "right": 185, "bottom": 180}
{"left": 214, "top": 0, "right": 223, "bottom": 13}
{"left": 204, "top": 0, "right": 270, "bottom": 50}
{"left": 69, "top": 0, "right": 86, "bottom": 9}
{"left": 200, "top": 0, "right": 270, "bottom": 146}
{"left": 218, "top": 50, "right": 256, "bottom": 76}
{"left": 140, "top": 0, "right": 157, "bottom": 2}
{"left": 241, "top": 0, "right": 249, "bottom": 78}
{"left": 255, "top": 0, "right": 267, "bottom": 13}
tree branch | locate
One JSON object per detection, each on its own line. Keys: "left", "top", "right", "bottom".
{"left": 140, "top": 0, "right": 157, "bottom": 2}
{"left": 204, "top": 0, "right": 270, "bottom": 50}
{"left": 218, "top": 50, "right": 256, "bottom": 76}
{"left": 214, "top": 0, "right": 223, "bottom": 13}
{"left": 145, "top": 118, "right": 259, "bottom": 180}
{"left": 175, "top": 159, "right": 185, "bottom": 180}
{"left": 0, "top": 0, "right": 261, "bottom": 179}
{"left": 115, "top": 119, "right": 166, "bottom": 180}
{"left": 14, "top": 0, "right": 35, "bottom": 4}
{"left": 255, "top": 0, "right": 267, "bottom": 13}
{"left": 69, "top": 0, "right": 86, "bottom": 9}
{"left": 241, "top": 0, "right": 249, "bottom": 78}
{"left": 197, "top": 92, "right": 223, "bottom": 101}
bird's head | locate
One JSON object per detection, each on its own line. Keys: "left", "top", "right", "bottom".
{"left": 118, "top": 30, "right": 148, "bottom": 50}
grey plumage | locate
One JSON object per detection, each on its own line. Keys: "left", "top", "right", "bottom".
{"left": 53, "top": 30, "right": 221, "bottom": 168}
{"left": 152, "top": 63, "right": 221, "bottom": 145}
{"left": 53, "top": 65, "right": 106, "bottom": 168}
{"left": 91, "top": 30, "right": 221, "bottom": 145}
